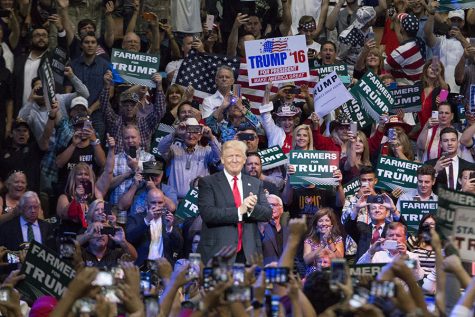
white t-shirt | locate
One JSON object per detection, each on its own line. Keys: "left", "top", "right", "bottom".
{"left": 290, "top": 0, "right": 323, "bottom": 35}
{"left": 171, "top": 0, "right": 202, "bottom": 33}
{"left": 436, "top": 36, "right": 466, "bottom": 93}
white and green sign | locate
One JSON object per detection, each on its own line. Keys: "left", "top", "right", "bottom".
{"left": 315, "top": 64, "right": 351, "bottom": 85}
{"left": 176, "top": 187, "right": 199, "bottom": 221}
{"left": 400, "top": 200, "right": 438, "bottom": 234}
{"left": 453, "top": 206, "right": 475, "bottom": 262}
{"left": 390, "top": 83, "right": 422, "bottom": 113}
{"left": 340, "top": 97, "right": 372, "bottom": 129}
{"left": 51, "top": 47, "right": 68, "bottom": 88}
{"left": 343, "top": 177, "right": 361, "bottom": 197}
{"left": 350, "top": 71, "right": 394, "bottom": 122}
{"left": 39, "top": 57, "right": 56, "bottom": 110}
{"left": 17, "top": 241, "right": 75, "bottom": 301}
{"left": 288, "top": 150, "right": 339, "bottom": 187}
{"left": 375, "top": 156, "right": 422, "bottom": 192}
{"left": 150, "top": 123, "right": 175, "bottom": 159}
{"left": 439, "top": 0, "right": 475, "bottom": 10}
{"left": 111, "top": 48, "right": 160, "bottom": 88}
{"left": 350, "top": 263, "right": 386, "bottom": 277}
{"left": 258, "top": 146, "right": 287, "bottom": 170}
{"left": 437, "top": 187, "right": 475, "bottom": 241}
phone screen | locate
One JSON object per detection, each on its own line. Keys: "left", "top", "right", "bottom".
{"left": 330, "top": 259, "right": 347, "bottom": 290}
{"left": 128, "top": 146, "right": 137, "bottom": 159}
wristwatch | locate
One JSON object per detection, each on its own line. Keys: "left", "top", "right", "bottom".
{"left": 91, "top": 139, "right": 101, "bottom": 146}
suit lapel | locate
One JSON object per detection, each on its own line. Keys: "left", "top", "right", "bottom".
{"left": 218, "top": 172, "right": 235, "bottom": 205}
{"left": 266, "top": 224, "right": 279, "bottom": 254}
{"left": 241, "top": 174, "right": 253, "bottom": 199}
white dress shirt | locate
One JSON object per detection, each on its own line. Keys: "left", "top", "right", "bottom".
{"left": 201, "top": 90, "right": 225, "bottom": 119}
{"left": 147, "top": 217, "right": 164, "bottom": 261}
{"left": 23, "top": 51, "right": 45, "bottom": 106}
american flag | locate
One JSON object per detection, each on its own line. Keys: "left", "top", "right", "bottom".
{"left": 261, "top": 39, "right": 288, "bottom": 53}
{"left": 174, "top": 50, "right": 318, "bottom": 115}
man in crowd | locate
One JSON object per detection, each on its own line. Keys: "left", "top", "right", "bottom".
{"left": 460, "top": 167, "right": 475, "bottom": 194}
{"left": 245, "top": 153, "right": 280, "bottom": 195}
{"left": 396, "top": 165, "right": 438, "bottom": 210}
{"left": 198, "top": 140, "right": 272, "bottom": 264}
{"left": 201, "top": 65, "right": 235, "bottom": 119}
{"left": 261, "top": 194, "right": 288, "bottom": 265}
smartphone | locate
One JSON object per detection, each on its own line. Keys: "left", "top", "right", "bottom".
{"left": 361, "top": 181, "right": 370, "bottom": 188}
{"left": 367, "top": 31, "right": 375, "bottom": 40}
{"left": 81, "top": 180, "right": 92, "bottom": 196}
{"left": 103, "top": 286, "right": 121, "bottom": 303}
{"left": 289, "top": 87, "right": 302, "bottom": 95}
{"left": 206, "top": 14, "right": 214, "bottom": 32}
{"left": 0, "top": 287, "right": 9, "bottom": 302}
{"left": 142, "top": 12, "right": 155, "bottom": 22}
{"left": 104, "top": 202, "right": 112, "bottom": 215}
{"left": 441, "top": 151, "right": 449, "bottom": 159}
{"left": 470, "top": 171, "right": 475, "bottom": 179}
{"left": 439, "top": 89, "right": 449, "bottom": 102}
{"left": 225, "top": 286, "right": 252, "bottom": 302}
{"left": 140, "top": 272, "right": 152, "bottom": 294}
{"left": 350, "top": 122, "right": 357, "bottom": 134}
{"left": 83, "top": 119, "right": 93, "bottom": 130}
{"left": 186, "top": 125, "right": 203, "bottom": 134}
{"left": 369, "top": 281, "right": 395, "bottom": 301}
{"left": 233, "top": 84, "right": 242, "bottom": 98}
{"left": 128, "top": 146, "right": 137, "bottom": 159}
{"left": 203, "top": 267, "right": 215, "bottom": 292}
{"left": 264, "top": 267, "right": 289, "bottom": 284}
{"left": 381, "top": 240, "right": 398, "bottom": 250}
{"left": 188, "top": 253, "right": 201, "bottom": 280}
{"left": 144, "top": 295, "right": 160, "bottom": 316}
{"left": 413, "top": 195, "right": 421, "bottom": 201}
{"left": 93, "top": 271, "right": 114, "bottom": 286}
{"left": 366, "top": 194, "right": 383, "bottom": 204}
{"left": 388, "top": 82, "right": 398, "bottom": 90}
{"left": 232, "top": 263, "right": 245, "bottom": 286}
{"left": 238, "top": 133, "right": 255, "bottom": 141}
{"left": 111, "top": 267, "right": 124, "bottom": 280}
{"left": 100, "top": 226, "right": 116, "bottom": 236}
{"left": 432, "top": 110, "right": 439, "bottom": 119}
{"left": 159, "top": 18, "right": 168, "bottom": 24}
{"left": 388, "top": 128, "right": 397, "bottom": 141}
{"left": 59, "top": 232, "right": 76, "bottom": 259}
{"left": 330, "top": 259, "right": 347, "bottom": 291}
{"left": 73, "top": 298, "right": 95, "bottom": 314}
{"left": 270, "top": 295, "right": 280, "bottom": 317}
{"left": 405, "top": 258, "right": 416, "bottom": 269}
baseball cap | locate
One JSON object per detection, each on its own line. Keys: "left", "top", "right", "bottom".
{"left": 120, "top": 92, "right": 140, "bottom": 103}
{"left": 142, "top": 161, "right": 164, "bottom": 175}
{"left": 12, "top": 118, "right": 29, "bottom": 130}
{"left": 69, "top": 96, "right": 89, "bottom": 111}
{"left": 448, "top": 10, "right": 465, "bottom": 21}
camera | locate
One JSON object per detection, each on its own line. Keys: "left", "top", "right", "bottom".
{"left": 186, "top": 125, "right": 203, "bottom": 134}
{"left": 264, "top": 267, "right": 289, "bottom": 285}
{"left": 128, "top": 146, "right": 137, "bottom": 159}
{"left": 59, "top": 232, "right": 76, "bottom": 259}
{"left": 188, "top": 253, "right": 201, "bottom": 280}
{"left": 100, "top": 226, "right": 116, "bottom": 236}
{"left": 0, "top": 287, "right": 10, "bottom": 301}
{"left": 4, "top": 252, "right": 20, "bottom": 264}
{"left": 73, "top": 298, "right": 95, "bottom": 314}
{"left": 288, "top": 87, "right": 301, "bottom": 95}
{"left": 238, "top": 133, "right": 255, "bottom": 141}
{"left": 224, "top": 286, "right": 252, "bottom": 302}
{"left": 93, "top": 271, "right": 114, "bottom": 287}
{"left": 381, "top": 240, "right": 398, "bottom": 250}
{"left": 232, "top": 263, "right": 245, "bottom": 286}
{"left": 140, "top": 271, "right": 152, "bottom": 295}
{"left": 144, "top": 295, "right": 160, "bottom": 316}
{"left": 203, "top": 267, "right": 215, "bottom": 291}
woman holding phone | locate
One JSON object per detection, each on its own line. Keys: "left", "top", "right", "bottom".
{"left": 406, "top": 214, "right": 437, "bottom": 276}
{"left": 341, "top": 130, "right": 372, "bottom": 183}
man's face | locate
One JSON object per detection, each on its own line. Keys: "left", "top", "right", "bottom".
{"left": 237, "top": 129, "right": 258, "bottom": 152}
{"left": 267, "top": 196, "right": 283, "bottom": 220}
{"left": 147, "top": 191, "right": 165, "bottom": 219}
{"left": 244, "top": 16, "right": 262, "bottom": 38}
{"left": 222, "top": 147, "right": 246, "bottom": 176}
{"left": 120, "top": 100, "right": 138, "bottom": 119}
{"left": 182, "top": 36, "right": 194, "bottom": 56}
{"left": 215, "top": 69, "right": 234, "bottom": 91}
{"left": 336, "top": 125, "right": 350, "bottom": 141}
{"left": 31, "top": 29, "right": 49, "bottom": 51}
{"left": 22, "top": 197, "right": 40, "bottom": 223}
{"left": 369, "top": 204, "right": 389, "bottom": 223}
{"left": 360, "top": 173, "right": 377, "bottom": 195}
{"left": 123, "top": 128, "right": 140, "bottom": 150}
{"left": 79, "top": 23, "right": 95, "bottom": 38}
{"left": 122, "top": 33, "right": 141, "bottom": 52}
{"left": 90, "top": 232, "right": 109, "bottom": 248}
{"left": 417, "top": 174, "right": 435, "bottom": 196}
{"left": 438, "top": 105, "right": 453, "bottom": 126}
{"left": 81, "top": 35, "right": 98, "bottom": 57}
{"left": 184, "top": 126, "right": 202, "bottom": 147}
{"left": 386, "top": 226, "right": 406, "bottom": 245}
{"left": 178, "top": 104, "right": 196, "bottom": 122}
{"left": 321, "top": 44, "right": 336, "bottom": 64}
{"left": 440, "top": 132, "right": 458, "bottom": 156}
{"left": 460, "top": 170, "right": 475, "bottom": 193}
{"left": 278, "top": 117, "right": 295, "bottom": 134}
{"left": 245, "top": 155, "right": 262, "bottom": 179}
{"left": 450, "top": 17, "right": 464, "bottom": 29}
{"left": 12, "top": 126, "right": 30, "bottom": 146}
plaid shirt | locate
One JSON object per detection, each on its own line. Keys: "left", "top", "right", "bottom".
{"left": 41, "top": 118, "right": 74, "bottom": 183}
{"left": 100, "top": 86, "right": 166, "bottom": 153}
{"left": 109, "top": 150, "right": 155, "bottom": 205}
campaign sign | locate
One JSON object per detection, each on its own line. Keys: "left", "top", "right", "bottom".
{"left": 375, "top": 156, "right": 422, "bottom": 192}
{"left": 439, "top": 0, "right": 475, "bottom": 10}
{"left": 390, "top": 83, "right": 422, "bottom": 113}
{"left": 315, "top": 64, "right": 351, "bottom": 85}
{"left": 258, "top": 146, "right": 287, "bottom": 170}
{"left": 350, "top": 263, "right": 386, "bottom": 277}
{"left": 245, "top": 35, "right": 310, "bottom": 86}
{"left": 350, "top": 71, "right": 394, "bottom": 122}
{"left": 314, "top": 71, "right": 353, "bottom": 118}
{"left": 289, "top": 150, "right": 339, "bottom": 187}
{"left": 150, "top": 123, "right": 175, "bottom": 159}
{"left": 340, "top": 97, "right": 372, "bottom": 129}
{"left": 400, "top": 200, "right": 438, "bottom": 234}
{"left": 437, "top": 187, "right": 475, "bottom": 240}
{"left": 17, "top": 241, "right": 75, "bottom": 301}
{"left": 453, "top": 207, "right": 475, "bottom": 262}
{"left": 343, "top": 177, "right": 361, "bottom": 197}
{"left": 39, "top": 57, "right": 56, "bottom": 110}
{"left": 111, "top": 48, "right": 160, "bottom": 88}
{"left": 175, "top": 187, "right": 199, "bottom": 221}
{"left": 50, "top": 47, "right": 68, "bottom": 89}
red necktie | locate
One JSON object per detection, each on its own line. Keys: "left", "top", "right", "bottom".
{"left": 448, "top": 161, "right": 455, "bottom": 190}
{"left": 233, "top": 176, "right": 243, "bottom": 252}
{"left": 371, "top": 225, "right": 381, "bottom": 244}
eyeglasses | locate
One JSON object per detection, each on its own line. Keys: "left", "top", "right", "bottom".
{"left": 269, "top": 203, "right": 282, "bottom": 208}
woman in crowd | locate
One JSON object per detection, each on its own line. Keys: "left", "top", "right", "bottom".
{"left": 341, "top": 131, "right": 371, "bottom": 183}
{"left": 160, "top": 84, "right": 186, "bottom": 125}
{"left": 419, "top": 60, "right": 449, "bottom": 131}
{"left": 0, "top": 171, "right": 28, "bottom": 224}
{"left": 303, "top": 208, "right": 344, "bottom": 275}
{"left": 407, "top": 214, "right": 437, "bottom": 276}
{"left": 388, "top": 128, "right": 416, "bottom": 161}
{"left": 354, "top": 44, "right": 385, "bottom": 79}
{"left": 292, "top": 124, "right": 314, "bottom": 150}
{"left": 77, "top": 199, "right": 115, "bottom": 245}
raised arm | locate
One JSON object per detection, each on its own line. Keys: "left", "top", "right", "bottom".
{"left": 316, "top": 0, "right": 329, "bottom": 37}
{"left": 95, "top": 134, "right": 116, "bottom": 198}
{"left": 279, "top": 0, "right": 292, "bottom": 36}
{"left": 104, "top": 1, "right": 115, "bottom": 48}
{"left": 57, "top": 0, "right": 74, "bottom": 46}
{"left": 227, "top": 13, "right": 249, "bottom": 56}
{"left": 326, "top": 0, "right": 344, "bottom": 31}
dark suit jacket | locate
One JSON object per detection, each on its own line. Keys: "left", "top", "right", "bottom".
{"left": 426, "top": 156, "right": 475, "bottom": 192}
{"left": 197, "top": 171, "right": 272, "bottom": 264}
{"left": 344, "top": 216, "right": 406, "bottom": 261}
{"left": 125, "top": 213, "right": 183, "bottom": 267}
{"left": 261, "top": 222, "right": 288, "bottom": 265}
{"left": 0, "top": 216, "right": 53, "bottom": 251}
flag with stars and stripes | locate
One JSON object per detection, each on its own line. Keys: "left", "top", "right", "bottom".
{"left": 261, "top": 39, "right": 288, "bottom": 53}
{"left": 174, "top": 50, "right": 241, "bottom": 101}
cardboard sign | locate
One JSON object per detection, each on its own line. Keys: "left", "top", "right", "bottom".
{"left": 111, "top": 49, "right": 160, "bottom": 88}
{"left": 400, "top": 200, "right": 438, "bottom": 234}
{"left": 343, "top": 177, "right": 361, "bottom": 197}
{"left": 439, "top": 0, "right": 475, "bottom": 10}
{"left": 453, "top": 207, "right": 475, "bottom": 262}
{"left": 350, "top": 71, "right": 394, "bottom": 122}
{"left": 314, "top": 71, "right": 353, "bottom": 118}
{"left": 315, "top": 64, "right": 351, "bottom": 85}
{"left": 51, "top": 47, "right": 68, "bottom": 89}
{"left": 288, "top": 150, "right": 339, "bottom": 187}
{"left": 257, "top": 146, "right": 287, "bottom": 170}
{"left": 244, "top": 35, "right": 310, "bottom": 86}
{"left": 390, "top": 83, "right": 422, "bottom": 113}
{"left": 39, "top": 58, "right": 56, "bottom": 110}
{"left": 375, "top": 156, "right": 422, "bottom": 192}
{"left": 150, "top": 123, "right": 175, "bottom": 158}
{"left": 340, "top": 97, "right": 372, "bottom": 129}
{"left": 175, "top": 187, "right": 199, "bottom": 220}
{"left": 17, "top": 241, "right": 75, "bottom": 301}
{"left": 437, "top": 187, "right": 475, "bottom": 240}
{"left": 350, "top": 263, "right": 387, "bottom": 277}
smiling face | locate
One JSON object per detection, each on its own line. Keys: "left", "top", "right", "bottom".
{"left": 369, "top": 204, "right": 389, "bottom": 223}
{"left": 366, "top": 51, "right": 380, "bottom": 68}
{"left": 123, "top": 127, "right": 141, "bottom": 150}
{"left": 278, "top": 117, "right": 296, "bottom": 134}
{"left": 353, "top": 136, "right": 364, "bottom": 154}
{"left": 295, "top": 127, "right": 310, "bottom": 149}
{"left": 417, "top": 174, "right": 435, "bottom": 196}
{"left": 440, "top": 131, "right": 458, "bottom": 156}
{"left": 7, "top": 173, "right": 27, "bottom": 195}
{"left": 167, "top": 89, "right": 182, "bottom": 107}
{"left": 222, "top": 147, "right": 246, "bottom": 176}
{"left": 316, "top": 214, "right": 333, "bottom": 235}
{"left": 74, "top": 167, "right": 91, "bottom": 185}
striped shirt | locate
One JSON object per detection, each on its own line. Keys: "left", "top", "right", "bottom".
{"left": 407, "top": 235, "right": 436, "bottom": 276}
{"left": 385, "top": 39, "right": 425, "bottom": 84}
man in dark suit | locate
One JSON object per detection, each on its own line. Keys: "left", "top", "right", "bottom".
{"left": 0, "top": 191, "right": 53, "bottom": 251}
{"left": 261, "top": 194, "right": 288, "bottom": 265}
{"left": 198, "top": 140, "right": 272, "bottom": 264}
{"left": 344, "top": 194, "right": 406, "bottom": 261}
{"left": 125, "top": 188, "right": 183, "bottom": 267}
{"left": 426, "top": 127, "right": 475, "bottom": 192}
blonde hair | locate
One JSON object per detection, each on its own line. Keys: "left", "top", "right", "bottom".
{"left": 65, "top": 163, "right": 96, "bottom": 197}
{"left": 222, "top": 140, "right": 248, "bottom": 158}
{"left": 86, "top": 199, "right": 105, "bottom": 224}
{"left": 292, "top": 124, "right": 313, "bottom": 150}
